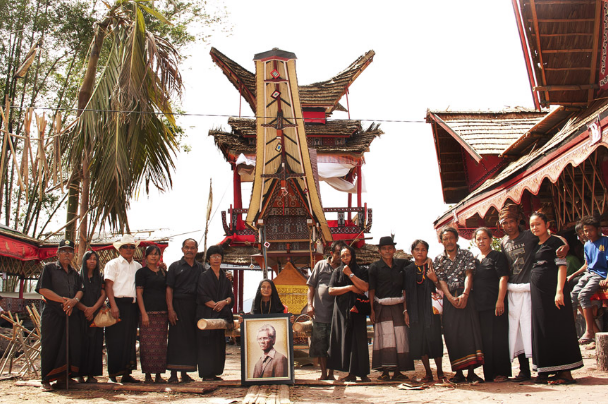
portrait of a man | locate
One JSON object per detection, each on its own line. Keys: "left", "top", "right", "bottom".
{"left": 252, "top": 324, "right": 288, "bottom": 378}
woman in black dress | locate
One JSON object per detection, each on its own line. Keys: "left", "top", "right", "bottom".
{"left": 529, "top": 212, "right": 582, "bottom": 384}
{"left": 77, "top": 250, "right": 105, "bottom": 383}
{"left": 327, "top": 246, "right": 370, "bottom": 382}
{"left": 135, "top": 245, "right": 168, "bottom": 383}
{"left": 197, "top": 245, "right": 234, "bottom": 381}
{"left": 404, "top": 240, "right": 444, "bottom": 383}
{"left": 473, "top": 228, "right": 511, "bottom": 382}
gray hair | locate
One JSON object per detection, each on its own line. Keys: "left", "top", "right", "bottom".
{"left": 257, "top": 324, "right": 276, "bottom": 341}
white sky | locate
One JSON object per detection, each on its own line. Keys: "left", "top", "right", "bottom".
{"left": 123, "top": 0, "right": 535, "bottom": 299}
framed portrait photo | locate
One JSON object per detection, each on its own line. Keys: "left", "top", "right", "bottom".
{"left": 240, "top": 313, "right": 294, "bottom": 385}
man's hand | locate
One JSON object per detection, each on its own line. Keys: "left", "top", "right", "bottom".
{"left": 555, "top": 291, "right": 565, "bottom": 309}
{"left": 599, "top": 279, "right": 608, "bottom": 288}
{"left": 226, "top": 271, "right": 234, "bottom": 282}
{"left": 427, "top": 266, "right": 438, "bottom": 283}
{"left": 404, "top": 311, "right": 410, "bottom": 327}
{"left": 307, "top": 304, "right": 315, "bottom": 319}
{"left": 343, "top": 265, "right": 353, "bottom": 277}
{"left": 213, "top": 299, "right": 228, "bottom": 312}
{"left": 556, "top": 244, "right": 569, "bottom": 259}
{"left": 458, "top": 294, "right": 469, "bottom": 309}
{"left": 110, "top": 305, "right": 120, "bottom": 320}
{"left": 168, "top": 309, "right": 178, "bottom": 326}
{"left": 495, "top": 300, "right": 505, "bottom": 316}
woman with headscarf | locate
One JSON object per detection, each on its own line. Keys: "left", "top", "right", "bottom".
{"left": 529, "top": 212, "right": 582, "bottom": 384}
{"left": 135, "top": 245, "right": 168, "bottom": 383}
{"left": 197, "top": 245, "right": 234, "bottom": 381}
{"left": 327, "top": 245, "right": 370, "bottom": 382}
{"left": 75, "top": 250, "right": 105, "bottom": 384}
{"left": 404, "top": 240, "right": 444, "bottom": 383}
{"left": 473, "top": 228, "right": 511, "bottom": 383}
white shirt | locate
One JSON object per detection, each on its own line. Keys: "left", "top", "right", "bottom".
{"left": 104, "top": 256, "right": 141, "bottom": 300}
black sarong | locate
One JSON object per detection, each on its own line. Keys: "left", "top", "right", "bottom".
{"left": 479, "top": 309, "right": 511, "bottom": 380}
{"left": 106, "top": 298, "right": 138, "bottom": 377}
{"left": 442, "top": 290, "right": 484, "bottom": 371}
{"left": 167, "top": 297, "right": 197, "bottom": 371}
{"left": 40, "top": 303, "right": 82, "bottom": 382}
{"left": 197, "top": 268, "right": 234, "bottom": 378}
{"left": 79, "top": 322, "right": 103, "bottom": 377}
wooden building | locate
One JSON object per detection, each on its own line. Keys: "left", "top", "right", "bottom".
{"left": 431, "top": 0, "right": 608, "bottom": 239}
{"left": 207, "top": 48, "right": 383, "bottom": 313}
{"left": 0, "top": 225, "right": 168, "bottom": 311}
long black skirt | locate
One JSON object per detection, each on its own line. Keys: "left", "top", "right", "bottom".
{"left": 442, "top": 292, "right": 484, "bottom": 371}
{"left": 327, "top": 304, "right": 369, "bottom": 377}
{"left": 197, "top": 328, "right": 226, "bottom": 378}
{"left": 478, "top": 309, "right": 511, "bottom": 380}
{"left": 531, "top": 270, "right": 583, "bottom": 373}
{"left": 167, "top": 297, "right": 197, "bottom": 372}
{"left": 40, "top": 305, "right": 82, "bottom": 382}
{"left": 79, "top": 319, "right": 103, "bottom": 377}
{"left": 408, "top": 286, "right": 443, "bottom": 360}
{"left": 105, "top": 298, "right": 138, "bottom": 377}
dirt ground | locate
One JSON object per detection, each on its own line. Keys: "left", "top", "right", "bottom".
{"left": 1, "top": 342, "right": 607, "bottom": 404}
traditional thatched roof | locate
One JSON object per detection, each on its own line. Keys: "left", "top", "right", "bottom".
{"left": 513, "top": 0, "right": 602, "bottom": 107}
{"left": 435, "top": 98, "right": 608, "bottom": 228}
{"left": 427, "top": 108, "right": 547, "bottom": 157}
{"left": 209, "top": 48, "right": 374, "bottom": 115}
{"left": 210, "top": 120, "right": 382, "bottom": 160}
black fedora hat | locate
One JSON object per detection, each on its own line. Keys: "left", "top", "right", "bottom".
{"left": 378, "top": 236, "right": 396, "bottom": 247}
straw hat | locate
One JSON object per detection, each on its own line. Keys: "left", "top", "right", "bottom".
{"left": 113, "top": 234, "right": 140, "bottom": 250}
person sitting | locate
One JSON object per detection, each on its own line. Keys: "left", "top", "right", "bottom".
{"left": 570, "top": 216, "right": 608, "bottom": 344}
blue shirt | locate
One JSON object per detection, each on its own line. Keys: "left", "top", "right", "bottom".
{"left": 584, "top": 236, "right": 608, "bottom": 279}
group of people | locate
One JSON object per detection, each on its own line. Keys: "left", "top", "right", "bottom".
{"left": 306, "top": 204, "right": 596, "bottom": 386}
{"left": 36, "top": 203, "right": 603, "bottom": 390}
{"left": 37, "top": 236, "right": 234, "bottom": 391}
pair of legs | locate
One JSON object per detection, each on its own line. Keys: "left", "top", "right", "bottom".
{"left": 168, "top": 371, "right": 194, "bottom": 383}
{"left": 420, "top": 355, "right": 444, "bottom": 381}
{"left": 512, "top": 354, "right": 531, "bottom": 381}
{"left": 571, "top": 272, "right": 604, "bottom": 342}
{"left": 450, "top": 366, "right": 483, "bottom": 383}
{"left": 318, "top": 357, "right": 334, "bottom": 380}
{"left": 339, "top": 373, "right": 371, "bottom": 382}
{"left": 378, "top": 367, "right": 408, "bottom": 381}
{"left": 144, "top": 373, "right": 165, "bottom": 383}
{"left": 77, "top": 375, "right": 98, "bottom": 383}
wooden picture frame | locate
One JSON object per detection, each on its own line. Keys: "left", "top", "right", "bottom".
{"left": 240, "top": 313, "right": 294, "bottom": 385}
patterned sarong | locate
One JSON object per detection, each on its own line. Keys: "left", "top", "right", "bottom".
{"left": 140, "top": 311, "right": 168, "bottom": 374}
{"left": 372, "top": 300, "right": 414, "bottom": 371}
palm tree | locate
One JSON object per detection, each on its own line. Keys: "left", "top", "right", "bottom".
{"left": 65, "top": 0, "right": 182, "bottom": 259}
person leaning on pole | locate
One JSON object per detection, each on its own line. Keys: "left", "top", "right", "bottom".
{"left": 36, "top": 239, "right": 84, "bottom": 391}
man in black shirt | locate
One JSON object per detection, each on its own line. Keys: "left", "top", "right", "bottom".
{"left": 369, "top": 236, "right": 413, "bottom": 381}
{"left": 36, "top": 239, "right": 83, "bottom": 391}
{"left": 166, "top": 239, "right": 203, "bottom": 383}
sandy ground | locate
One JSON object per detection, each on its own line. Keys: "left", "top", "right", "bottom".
{"left": 1, "top": 341, "right": 607, "bottom": 403}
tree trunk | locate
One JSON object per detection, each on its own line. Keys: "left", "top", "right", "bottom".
{"left": 78, "top": 151, "right": 90, "bottom": 261}
{"left": 597, "top": 332, "right": 608, "bottom": 371}
{"left": 65, "top": 22, "right": 108, "bottom": 242}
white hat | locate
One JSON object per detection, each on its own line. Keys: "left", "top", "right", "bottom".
{"left": 113, "top": 234, "right": 140, "bottom": 250}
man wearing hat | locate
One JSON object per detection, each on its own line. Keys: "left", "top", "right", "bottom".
{"left": 105, "top": 234, "right": 142, "bottom": 383}
{"left": 368, "top": 236, "right": 414, "bottom": 381}
{"left": 499, "top": 204, "right": 568, "bottom": 382}
{"left": 36, "top": 239, "right": 84, "bottom": 391}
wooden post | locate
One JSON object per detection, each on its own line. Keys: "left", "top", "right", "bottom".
{"left": 597, "top": 332, "right": 608, "bottom": 371}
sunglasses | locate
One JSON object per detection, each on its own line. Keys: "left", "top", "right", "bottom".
{"left": 121, "top": 245, "right": 137, "bottom": 250}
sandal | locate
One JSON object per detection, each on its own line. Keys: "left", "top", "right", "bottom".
{"left": 493, "top": 375, "right": 509, "bottom": 383}
{"left": 391, "top": 373, "right": 409, "bottom": 381}
{"left": 548, "top": 378, "right": 576, "bottom": 385}
{"left": 339, "top": 374, "right": 357, "bottom": 382}
{"left": 448, "top": 375, "right": 466, "bottom": 384}
{"left": 377, "top": 373, "right": 391, "bottom": 381}
{"left": 41, "top": 381, "right": 53, "bottom": 392}
{"left": 467, "top": 373, "right": 484, "bottom": 384}
{"left": 358, "top": 376, "right": 371, "bottom": 382}
{"left": 510, "top": 373, "right": 531, "bottom": 382}
{"left": 578, "top": 337, "right": 594, "bottom": 345}
{"left": 421, "top": 375, "right": 434, "bottom": 383}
